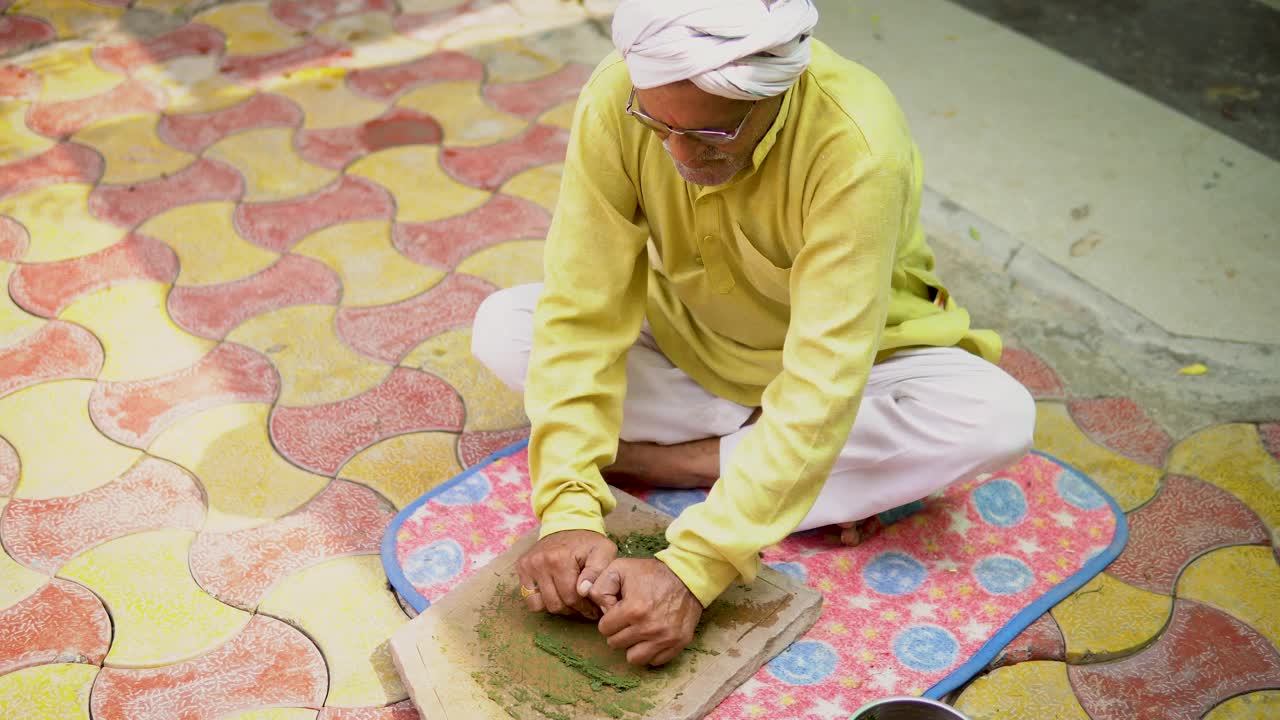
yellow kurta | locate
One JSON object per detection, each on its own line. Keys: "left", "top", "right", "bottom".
{"left": 524, "top": 41, "right": 1001, "bottom": 606}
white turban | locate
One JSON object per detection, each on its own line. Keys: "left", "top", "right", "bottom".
{"left": 611, "top": 0, "right": 819, "bottom": 101}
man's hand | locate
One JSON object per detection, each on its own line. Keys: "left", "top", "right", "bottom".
{"left": 587, "top": 558, "right": 702, "bottom": 666}
{"left": 516, "top": 530, "right": 617, "bottom": 620}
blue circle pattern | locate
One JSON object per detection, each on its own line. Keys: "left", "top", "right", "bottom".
{"left": 974, "top": 555, "right": 1035, "bottom": 595}
{"left": 863, "top": 552, "right": 928, "bottom": 596}
{"left": 768, "top": 562, "right": 807, "bottom": 583}
{"left": 432, "top": 473, "right": 491, "bottom": 506}
{"left": 646, "top": 489, "right": 708, "bottom": 518}
{"left": 403, "top": 539, "right": 464, "bottom": 586}
{"left": 893, "top": 625, "right": 959, "bottom": 672}
{"left": 1056, "top": 468, "right": 1106, "bottom": 510}
{"left": 766, "top": 640, "right": 838, "bottom": 685}
{"left": 972, "top": 479, "right": 1028, "bottom": 527}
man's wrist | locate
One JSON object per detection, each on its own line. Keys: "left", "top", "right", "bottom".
{"left": 654, "top": 545, "right": 740, "bottom": 608}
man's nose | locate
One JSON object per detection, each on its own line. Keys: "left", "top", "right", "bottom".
{"left": 663, "top": 134, "right": 707, "bottom": 167}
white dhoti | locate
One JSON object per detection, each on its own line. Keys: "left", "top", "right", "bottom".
{"left": 471, "top": 283, "right": 1036, "bottom": 533}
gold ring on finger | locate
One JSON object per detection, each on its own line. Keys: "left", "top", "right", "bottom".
{"left": 519, "top": 584, "right": 538, "bottom": 599}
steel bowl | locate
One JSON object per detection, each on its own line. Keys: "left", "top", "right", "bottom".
{"left": 849, "top": 696, "right": 971, "bottom": 720}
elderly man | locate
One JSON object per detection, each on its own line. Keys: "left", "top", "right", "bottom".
{"left": 471, "top": 0, "right": 1034, "bottom": 666}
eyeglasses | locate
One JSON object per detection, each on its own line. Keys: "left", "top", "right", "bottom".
{"left": 625, "top": 88, "right": 755, "bottom": 146}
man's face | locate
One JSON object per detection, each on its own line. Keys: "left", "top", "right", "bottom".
{"left": 633, "top": 81, "right": 781, "bottom": 186}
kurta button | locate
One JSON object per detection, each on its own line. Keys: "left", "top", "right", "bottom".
{"left": 694, "top": 255, "right": 704, "bottom": 265}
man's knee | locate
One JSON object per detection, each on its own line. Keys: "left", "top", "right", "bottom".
{"left": 969, "top": 368, "right": 1036, "bottom": 468}
{"left": 470, "top": 283, "right": 540, "bottom": 390}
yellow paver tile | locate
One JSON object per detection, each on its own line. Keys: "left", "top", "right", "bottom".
{"left": 0, "top": 104, "right": 55, "bottom": 164}
{"left": 1034, "top": 402, "right": 1161, "bottom": 511}
{"left": 464, "top": 37, "right": 561, "bottom": 84}
{"left": 0, "top": 381, "right": 141, "bottom": 500}
{"left": 60, "top": 283, "right": 216, "bottom": 381}
{"left": 293, "top": 221, "right": 444, "bottom": 306}
{"left": 347, "top": 145, "right": 488, "bottom": 222}
{"left": 537, "top": 99, "right": 577, "bottom": 130}
{"left": 0, "top": 184, "right": 124, "bottom": 263}
{"left": 149, "top": 404, "right": 328, "bottom": 532}
{"left": 440, "top": 7, "right": 581, "bottom": 52}
{"left": 194, "top": 2, "right": 302, "bottom": 56}
{"left": 1204, "top": 690, "right": 1280, "bottom": 720}
{"left": 1167, "top": 423, "right": 1280, "bottom": 534}
{"left": 72, "top": 114, "right": 196, "bottom": 185}
{"left": 219, "top": 710, "right": 320, "bottom": 720}
{"left": 403, "top": 329, "right": 525, "bottom": 432}
{"left": 0, "top": 500, "right": 50, "bottom": 609}
{"left": 499, "top": 163, "right": 563, "bottom": 212}
{"left": 954, "top": 661, "right": 1089, "bottom": 720}
{"left": 0, "top": 663, "right": 97, "bottom": 720}
{"left": 59, "top": 529, "right": 250, "bottom": 667}
{"left": 395, "top": 81, "right": 526, "bottom": 147}
{"left": 259, "top": 555, "right": 408, "bottom": 707}
{"left": 0, "top": 263, "right": 45, "bottom": 347}
{"left": 314, "top": 13, "right": 425, "bottom": 71}
{"left": 8, "top": 0, "right": 123, "bottom": 39}
{"left": 227, "top": 305, "right": 392, "bottom": 406}
{"left": 21, "top": 46, "right": 123, "bottom": 104}
{"left": 137, "top": 56, "right": 255, "bottom": 115}
{"left": 266, "top": 67, "right": 388, "bottom": 131}
{"left": 1050, "top": 572, "right": 1172, "bottom": 662}
{"left": 138, "top": 203, "right": 278, "bottom": 286}
{"left": 456, "top": 239, "right": 545, "bottom": 289}
{"left": 339, "top": 431, "right": 461, "bottom": 509}
{"left": 1177, "top": 545, "right": 1280, "bottom": 647}
{"left": 205, "top": 128, "right": 338, "bottom": 203}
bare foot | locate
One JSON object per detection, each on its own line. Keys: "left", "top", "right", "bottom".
{"left": 836, "top": 518, "right": 878, "bottom": 546}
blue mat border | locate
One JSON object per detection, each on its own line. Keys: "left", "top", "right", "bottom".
{"left": 382, "top": 445, "right": 1129, "bottom": 697}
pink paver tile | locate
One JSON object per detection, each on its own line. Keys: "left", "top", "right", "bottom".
{"left": 998, "top": 346, "right": 1065, "bottom": 399}
{"left": 158, "top": 92, "right": 302, "bottom": 154}
{"left": 0, "top": 64, "right": 39, "bottom": 99}
{"left": 27, "top": 80, "right": 166, "bottom": 138}
{"left": 1105, "top": 474, "right": 1269, "bottom": 595}
{"left": 0, "top": 15, "right": 55, "bottom": 57}
{"left": 0, "top": 436, "right": 17, "bottom": 495}
{"left": 336, "top": 271, "right": 495, "bottom": 363}
{"left": 394, "top": 192, "right": 549, "bottom": 269}
{"left": 483, "top": 64, "right": 593, "bottom": 119}
{"left": 89, "top": 342, "right": 279, "bottom": 448}
{"left": 987, "top": 612, "right": 1066, "bottom": 670}
{"left": 0, "top": 579, "right": 111, "bottom": 675}
{"left": 1067, "top": 397, "right": 1173, "bottom": 467}
{"left": 0, "top": 216, "right": 28, "bottom": 260}
{"left": 234, "top": 175, "right": 394, "bottom": 252}
{"left": 319, "top": 700, "right": 421, "bottom": 720}
{"left": 1, "top": 457, "right": 203, "bottom": 573}
{"left": 1069, "top": 600, "right": 1280, "bottom": 720}
{"left": 439, "top": 123, "right": 570, "bottom": 191}
{"left": 219, "top": 38, "right": 352, "bottom": 84}
{"left": 190, "top": 479, "right": 394, "bottom": 609}
{"left": 0, "top": 321, "right": 104, "bottom": 398}
{"left": 392, "top": 0, "right": 496, "bottom": 44}
{"left": 9, "top": 234, "right": 178, "bottom": 317}
{"left": 90, "top": 0, "right": 131, "bottom": 6}
{"left": 270, "top": 367, "right": 464, "bottom": 475}
{"left": 168, "top": 254, "right": 342, "bottom": 338}
{"left": 89, "top": 157, "right": 245, "bottom": 228}
{"left": 92, "top": 23, "right": 225, "bottom": 75}
{"left": 269, "top": 0, "right": 394, "bottom": 30}
{"left": 1259, "top": 423, "right": 1280, "bottom": 463}
{"left": 347, "top": 50, "right": 484, "bottom": 101}
{"left": 0, "top": 143, "right": 102, "bottom": 200}
{"left": 458, "top": 427, "right": 529, "bottom": 467}
{"left": 295, "top": 106, "right": 442, "bottom": 170}
{"left": 91, "top": 614, "right": 328, "bottom": 719}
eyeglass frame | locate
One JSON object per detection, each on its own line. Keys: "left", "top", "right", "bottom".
{"left": 625, "top": 88, "right": 756, "bottom": 146}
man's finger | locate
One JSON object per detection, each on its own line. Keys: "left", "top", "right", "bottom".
{"left": 516, "top": 563, "right": 543, "bottom": 613}
{"left": 602, "top": 622, "right": 646, "bottom": 651}
{"left": 649, "top": 645, "right": 683, "bottom": 667}
{"left": 535, "top": 569, "right": 567, "bottom": 614}
{"left": 590, "top": 569, "right": 626, "bottom": 631}
{"left": 576, "top": 544, "right": 613, "bottom": 597}
{"left": 625, "top": 640, "right": 662, "bottom": 667}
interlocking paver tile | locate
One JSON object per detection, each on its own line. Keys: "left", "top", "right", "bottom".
{"left": 1068, "top": 600, "right": 1280, "bottom": 720}
{"left": 464, "top": 36, "right": 562, "bottom": 84}
{"left": 0, "top": 143, "right": 102, "bottom": 199}
{"left": 1034, "top": 402, "right": 1162, "bottom": 511}
{"left": 0, "top": 102, "right": 52, "bottom": 165}
{"left": 457, "top": 427, "right": 531, "bottom": 467}
{"left": 295, "top": 107, "right": 443, "bottom": 170}
{"left": 89, "top": 342, "right": 279, "bottom": 447}
{"left": 149, "top": 403, "right": 329, "bottom": 531}
{"left": 1261, "top": 423, "right": 1280, "bottom": 462}
{"left": 1106, "top": 473, "right": 1269, "bottom": 595}
{"left": 0, "top": 436, "right": 17, "bottom": 495}
{"left": 1203, "top": 690, "right": 1280, "bottom": 719}
{"left": 90, "top": 615, "right": 328, "bottom": 718}
{"left": 0, "top": 663, "right": 97, "bottom": 720}
{"left": 0, "top": 380, "right": 140, "bottom": 499}
{"left": 986, "top": 612, "right": 1066, "bottom": 669}
{"left": 402, "top": 328, "right": 525, "bottom": 432}
{"left": 6, "top": 0, "right": 122, "bottom": 39}
{"left": 71, "top": 114, "right": 196, "bottom": 185}
{"left": 347, "top": 145, "right": 488, "bottom": 221}
{"left": 270, "top": 367, "right": 464, "bottom": 475}
{"left": 10, "top": 234, "right": 177, "bottom": 316}
{"left": 158, "top": 93, "right": 301, "bottom": 154}
{"left": 91, "top": 23, "right": 224, "bottom": 75}
{"left": 233, "top": 175, "right": 394, "bottom": 252}
{"left": 258, "top": 555, "right": 409, "bottom": 706}
{"left": 1177, "top": 545, "right": 1280, "bottom": 648}
{"left": 2, "top": 456, "right": 203, "bottom": 573}
{"left": 22, "top": 46, "right": 120, "bottom": 104}
{"left": 0, "top": 505, "right": 49, "bottom": 607}
{"left": 0, "top": 216, "right": 25, "bottom": 259}
{"left": 138, "top": 56, "right": 260, "bottom": 115}
{"left": 339, "top": 431, "right": 462, "bottom": 509}
{"left": 196, "top": 1, "right": 304, "bottom": 56}
{"left": 317, "top": 701, "right": 419, "bottom": 720}
{"left": 28, "top": 79, "right": 167, "bottom": 138}
{"left": 270, "top": 67, "right": 389, "bottom": 130}
{"left": 140, "top": 202, "right": 277, "bottom": 286}
{"left": 221, "top": 709, "right": 319, "bottom": 720}
{"left": 0, "top": 578, "right": 110, "bottom": 674}
{"left": 347, "top": 49, "right": 483, "bottom": 101}
{"left": 483, "top": 63, "right": 591, "bottom": 119}
{"left": 1049, "top": 572, "right": 1173, "bottom": 662}
{"left": 0, "top": 262, "right": 45, "bottom": 344}
{"left": 58, "top": 529, "right": 251, "bottom": 667}
{"left": 498, "top": 162, "right": 562, "bottom": 214}
{"left": 219, "top": 38, "right": 352, "bottom": 84}
{"left": 335, "top": 271, "right": 495, "bottom": 363}
{"left": 393, "top": 192, "right": 549, "bottom": 269}
{"left": 0, "top": 14, "right": 56, "bottom": 57}
{"left": 0, "top": 63, "right": 39, "bottom": 99}
{"left": 395, "top": 80, "right": 526, "bottom": 146}
{"left": 315, "top": 11, "right": 427, "bottom": 72}
{"left": 270, "top": 0, "right": 395, "bottom": 31}
{"left": 205, "top": 127, "right": 338, "bottom": 203}
{"left": 954, "top": 660, "right": 1090, "bottom": 720}
{"left": 190, "top": 479, "right": 394, "bottom": 610}
{"left": 1067, "top": 397, "right": 1173, "bottom": 467}
{"left": 169, "top": 255, "right": 343, "bottom": 338}
{"left": 998, "top": 347, "right": 1065, "bottom": 399}
{"left": 1168, "top": 423, "right": 1280, "bottom": 534}
{"left": 89, "top": 157, "right": 246, "bottom": 227}
{"left": 0, "top": 320, "right": 102, "bottom": 397}
{"left": 0, "top": 183, "right": 124, "bottom": 262}
{"left": 454, "top": 238, "right": 545, "bottom": 288}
